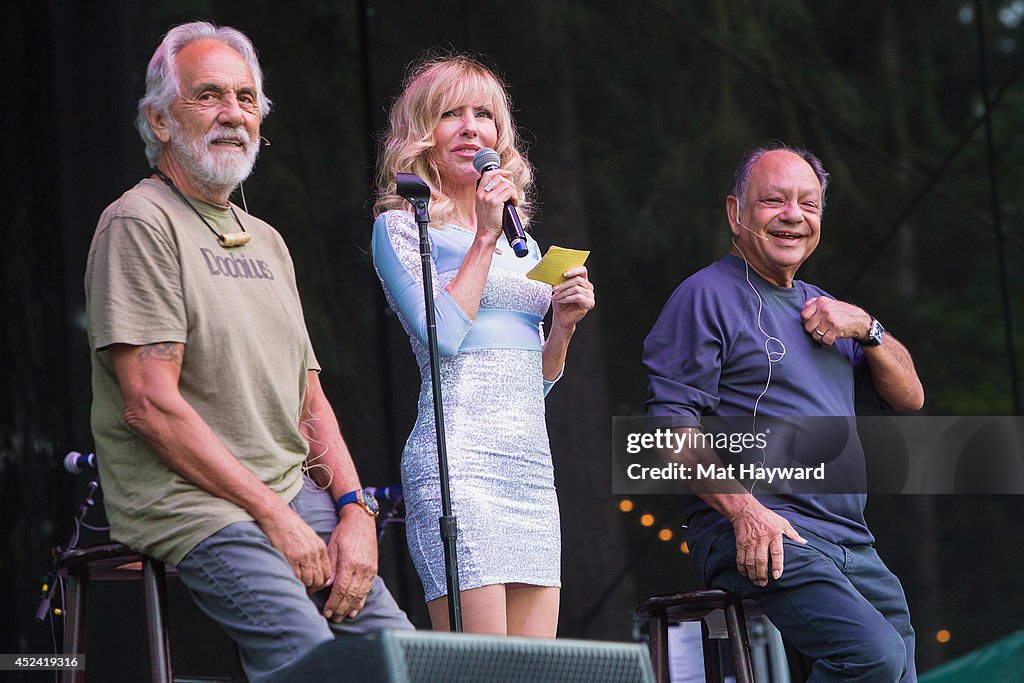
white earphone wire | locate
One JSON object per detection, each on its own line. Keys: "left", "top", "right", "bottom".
{"left": 731, "top": 220, "right": 786, "bottom": 492}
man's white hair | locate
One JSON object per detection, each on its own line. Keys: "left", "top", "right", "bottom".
{"left": 136, "top": 21, "right": 272, "bottom": 166}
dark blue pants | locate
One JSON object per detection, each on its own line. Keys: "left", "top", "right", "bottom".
{"left": 696, "top": 526, "right": 916, "bottom": 682}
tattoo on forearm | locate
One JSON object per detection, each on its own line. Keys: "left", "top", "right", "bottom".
{"left": 137, "top": 343, "right": 182, "bottom": 365}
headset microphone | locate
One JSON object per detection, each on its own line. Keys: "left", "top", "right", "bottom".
{"left": 734, "top": 211, "right": 769, "bottom": 241}
{"left": 730, "top": 222, "right": 787, "bottom": 493}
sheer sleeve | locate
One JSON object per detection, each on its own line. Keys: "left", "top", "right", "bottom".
{"left": 372, "top": 210, "right": 473, "bottom": 357}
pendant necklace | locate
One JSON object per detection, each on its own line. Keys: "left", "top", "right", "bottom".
{"left": 153, "top": 167, "right": 251, "bottom": 248}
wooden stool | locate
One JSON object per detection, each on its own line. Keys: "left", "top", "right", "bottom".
{"left": 53, "top": 542, "right": 173, "bottom": 683}
{"left": 637, "top": 587, "right": 808, "bottom": 683}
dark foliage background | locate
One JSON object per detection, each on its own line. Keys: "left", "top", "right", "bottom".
{"left": 2, "top": 1, "right": 1021, "bottom": 680}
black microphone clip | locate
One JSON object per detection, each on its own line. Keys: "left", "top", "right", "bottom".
{"left": 396, "top": 173, "right": 431, "bottom": 223}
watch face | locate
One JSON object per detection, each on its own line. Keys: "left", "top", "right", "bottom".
{"left": 859, "top": 319, "right": 884, "bottom": 346}
{"left": 870, "top": 320, "right": 885, "bottom": 342}
{"left": 856, "top": 319, "right": 885, "bottom": 346}
{"left": 361, "top": 489, "right": 380, "bottom": 515}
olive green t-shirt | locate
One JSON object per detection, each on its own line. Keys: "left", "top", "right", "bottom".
{"left": 86, "top": 179, "right": 318, "bottom": 565}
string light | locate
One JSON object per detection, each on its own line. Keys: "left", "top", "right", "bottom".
{"left": 936, "top": 630, "right": 951, "bottom": 644}
{"left": 620, "top": 502, "right": 689, "bottom": 556}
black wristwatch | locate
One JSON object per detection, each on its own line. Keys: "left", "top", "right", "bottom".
{"left": 857, "top": 318, "right": 885, "bottom": 347}
{"left": 335, "top": 488, "right": 380, "bottom": 518}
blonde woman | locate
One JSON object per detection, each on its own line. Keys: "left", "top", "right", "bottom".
{"left": 371, "top": 54, "right": 594, "bottom": 637}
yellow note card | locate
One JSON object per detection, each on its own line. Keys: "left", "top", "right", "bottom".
{"left": 526, "top": 246, "right": 590, "bottom": 285}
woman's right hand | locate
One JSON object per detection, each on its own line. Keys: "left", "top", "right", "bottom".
{"left": 445, "top": 168, "right": 518, "bottom": 321}
{"left": 475, "top": 168, "right": 517, "bottom": 244}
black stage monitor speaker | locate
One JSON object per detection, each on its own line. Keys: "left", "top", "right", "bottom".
{"left": 275, "top": 630, "right": 655, "bottom": 682}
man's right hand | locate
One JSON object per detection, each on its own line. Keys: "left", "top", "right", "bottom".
{"left": 726, "top": 498, "right": 807, "bottom": 587}
{"left": 259, "top": 505, "right": 332, "bottom": 591}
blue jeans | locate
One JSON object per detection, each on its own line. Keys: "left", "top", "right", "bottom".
{"left": 695, "top": 525, "right": 916, "bottom": 682}
{"left": 176, "top": 479, "right": 413, "bottom": 683}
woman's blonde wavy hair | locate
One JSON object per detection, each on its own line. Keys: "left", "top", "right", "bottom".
{"left": 373, "top": 53, "right": 534, "bottom": 228}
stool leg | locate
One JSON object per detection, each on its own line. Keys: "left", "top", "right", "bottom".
{"left": 61, "top": 573, "right": 87, "bottom": 683}
{"left": 783, "top": 637, "right": 811, "bottom": 683}
{"left": 701, "top": 619, "right": 724, "bottom": 683}
{"left": 648, "top": 612, "right": 670, "bottom": 683}
{"left": 724, "top": 601, "right": 754, "bottom": 683}
{"left": 142, "top": 558, "right": 172, "bottom": 683}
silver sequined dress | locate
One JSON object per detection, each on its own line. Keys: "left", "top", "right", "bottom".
{"left": 372, "top": 210, "right": 561, "bottom": 601}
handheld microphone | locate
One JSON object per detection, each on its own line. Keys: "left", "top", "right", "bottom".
{"left": 472, "top": 148, "right": 529, "bottom": 258}
{"left": 63, "top": 451, "right": 97, "bottom": 474}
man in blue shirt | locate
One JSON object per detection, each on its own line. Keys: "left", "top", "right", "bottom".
{"left": 643, "top": 144, "right": 924, "bottom": 681}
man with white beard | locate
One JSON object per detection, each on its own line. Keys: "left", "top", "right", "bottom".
{"left": 85, "top": 22, "right": 411, "bottom": 682}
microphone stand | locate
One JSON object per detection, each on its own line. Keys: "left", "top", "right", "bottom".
{"left": 36, "top": 475, "right": 100, "bottom": 622}
{"left": 395, "top": 173, "right": 463, "bottom": 632}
